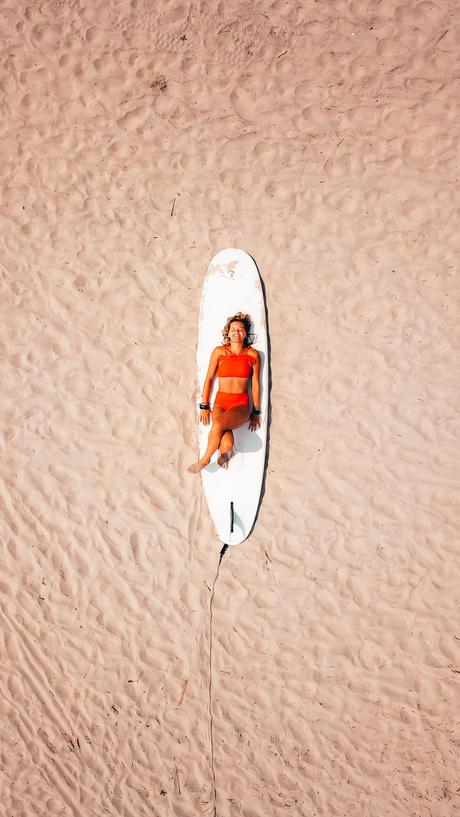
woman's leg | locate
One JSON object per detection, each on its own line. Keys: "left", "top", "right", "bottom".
{"left": 212, "top": 406, "right": 234, "bottom": 468}
{"left": 217, "top": 430, "right": 234, "bottom": 469}
{"left": 187, "top": 405, "right": 250, "bottom": 473}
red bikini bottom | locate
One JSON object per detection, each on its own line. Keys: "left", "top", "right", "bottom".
{"left": 213, "top": 391, "right": 250, "bottom": 411}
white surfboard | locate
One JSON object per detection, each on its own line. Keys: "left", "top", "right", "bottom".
{"left": 196, "top": 248, "right": 269, "bottom": 546}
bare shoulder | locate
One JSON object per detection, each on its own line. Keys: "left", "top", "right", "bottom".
{"left": 247, "top": 347, "right": 260, "bottom": 362}
{"left": 211, "top": 345, "right": 226, "bottom": 359}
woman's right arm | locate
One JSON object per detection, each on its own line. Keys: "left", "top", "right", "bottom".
{"left": 199, "top": 348, "right": 220, "bottom": 425}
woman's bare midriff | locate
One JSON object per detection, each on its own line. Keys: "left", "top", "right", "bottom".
{"left": 218, "top": 376, "right": 249, "bottom": 394}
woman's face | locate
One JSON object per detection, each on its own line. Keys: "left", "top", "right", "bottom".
{"left": 228, "top": 321, "right": 246, "bottom": 342}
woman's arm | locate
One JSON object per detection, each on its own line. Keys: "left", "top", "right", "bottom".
{"left": 249, "top": 350, "right": 261, "bottom": 431}
{"left": 199, "top": 347, "right": 220, "bottom": 424}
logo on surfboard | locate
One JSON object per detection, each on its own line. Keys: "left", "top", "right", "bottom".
{"left": 211, "top": 263, "right": 243, "bottom": 280}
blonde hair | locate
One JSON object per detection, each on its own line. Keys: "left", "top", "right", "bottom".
{"left": 222, "top": 312, "right": 255, "bottom": 347}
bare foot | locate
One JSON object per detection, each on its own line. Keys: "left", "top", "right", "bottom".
{"left": 217, "top": 448, "right": 234, "bottom": 469}
{"left": 186, "top": 458, "right": 210, "bottom": 474}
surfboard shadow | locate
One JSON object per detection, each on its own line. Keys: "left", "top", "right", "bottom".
{"left": 245, "top": 255, "right": 272, "bottom": 542}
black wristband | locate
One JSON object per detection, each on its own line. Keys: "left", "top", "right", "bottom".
{"left": 199, "top": 403, "right": 210, "bottom": 410}
{"left": 252, "top": 408, "right": 261, "bottom": 415}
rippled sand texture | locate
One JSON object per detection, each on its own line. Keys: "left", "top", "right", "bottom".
{"left": 1, "top": 0, "right": 460, "bottom": 815}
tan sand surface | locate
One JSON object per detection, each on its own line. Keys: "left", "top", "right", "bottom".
{"left": 1, "top": 0, "right": 460, "bottom": 815}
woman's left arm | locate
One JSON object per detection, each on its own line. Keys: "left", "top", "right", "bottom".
{"left": 248, "top": 351, "right": 261, "bottom": 431}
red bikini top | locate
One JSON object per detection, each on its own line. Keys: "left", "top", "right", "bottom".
{"left": 217, "top": 347, "right": 255, "bottom": 378}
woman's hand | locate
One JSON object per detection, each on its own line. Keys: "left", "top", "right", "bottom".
{"left": 248, "top": 411, "right": 261, "bottom": 432}
{"left": 200, "top": 409, "right": 211, "bottom": 426}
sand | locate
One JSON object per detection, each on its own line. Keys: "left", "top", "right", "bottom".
{"left": 1, "top": 0, "right": 459, "bottom": 815}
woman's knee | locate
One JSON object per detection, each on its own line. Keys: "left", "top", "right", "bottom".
{"left": 220, "top": 431, "right": 233, "bottom": 451}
